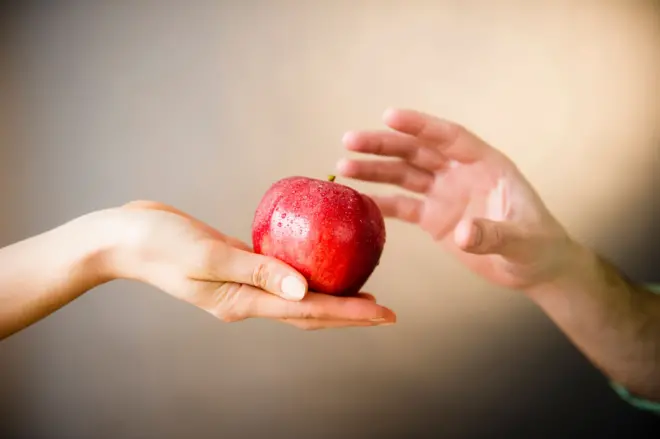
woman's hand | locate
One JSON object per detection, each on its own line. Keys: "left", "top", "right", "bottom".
{"left": 0, "top": 200, "right": 395, "bottom": 339}
{"left": 107, "top": 201, "right": 396, "bottom": 330}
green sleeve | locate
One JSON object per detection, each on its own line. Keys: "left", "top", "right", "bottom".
{"left": 610, "top": 283, "right": 660, "bottom": 413}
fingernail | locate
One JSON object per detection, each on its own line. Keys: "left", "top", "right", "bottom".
{"left": 336, "top": 158, "right": 350, "bottom": 173}
{"left": 341, "top": 131, "right": 353, "bottom": 143}
{"left": 469, "top": 222, "right": 482, "bottom": 248}
{"left": 370, "top": 317, "right": 388, "bottom": 322}
{"left": 371, "top": 318, "right": 395, "bottom": 327}
{"left": 281, "top": 276, "right": 306, "bottom": 301}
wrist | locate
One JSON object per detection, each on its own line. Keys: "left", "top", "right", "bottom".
{"left": 521, "top": 239, "right": 660, "bottom": 401}
{"left": 523, "top": 238, "right": 598, "bottom": 300}
{"left": 59, "top": 208, "right": 130, "bottom": 284}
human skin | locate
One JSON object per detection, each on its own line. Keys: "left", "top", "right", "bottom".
{"left": 337, "top": 108, "right": 660, "bottom": 401}
{"left": 0, "top": 200, "right": 396, "bottom": 339}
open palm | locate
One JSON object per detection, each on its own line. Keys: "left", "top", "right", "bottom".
{"left": 337, "top": 108, "right": 573, "bottom": 289}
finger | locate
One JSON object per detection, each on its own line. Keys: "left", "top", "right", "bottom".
{"left": 336, "top": 158, "right": 433, "bottom": 194}
{"left": 121, "top": 200, "right": 251, "bottom": 250}
{"left": 342, "top": 130, "right": 446, "bottom": 171}
{"left": 454, "top": 217, "right": 529, "bottom": 258}
{"left": 217, "top": 247, "right": 309, "bottom": 301}
{"left": 219, "top": 237, "right": 252, "bottom": 252}
{"left": 356, "top": 292, "right": 377, "bottom": 302}
{"left": 382, "top": 108, "right": 492, "bottom": 163}
{"left": 210, "top": 285, "right": 396, "bottom": 323}
{"left": 367, "top": 194, "right": 423, "bottom": 223}
{"left": 280, "top": 318, "right": 395, "bottom": 330}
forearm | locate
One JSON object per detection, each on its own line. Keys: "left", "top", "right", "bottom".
{"left": 0, "top": 210, "right": 120, "bottom": 339}
{"left": 526, "top": 241, "right": 660, "bottom": 401}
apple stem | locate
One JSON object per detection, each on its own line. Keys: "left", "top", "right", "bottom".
{"left": 328, "top": 175, "right": 336, "bottom": 182}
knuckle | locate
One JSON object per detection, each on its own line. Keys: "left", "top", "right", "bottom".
{"left": 447, "top": 121, "right": 465, "bottom": 140}
{"left": 282, "top": 301, "right": 316, "bottom": 321}
{"left": 396, "top": 165, "right": 432, "bottom": 193}
{"left": 211, "top": 283, "right": 248, "bottom": 323}
{"left": 396, "top": 196, "right": 421, "bottom": 222}
{"left": 373, "top": 139, "right": 386, "bottom": 156}
{"left": 487, "top": 224, "right": 503, "bottom": 249}
{"left": 413, "top": 175, "right": 432, "bottom": 193}
{"left": 296, "top": 305, "right": 316, "bottom": 320}
{"left": 251, "top": 262, "right": 270, "bottom": 290}
{"left": 301, "top": 312, "right": 316, "bottom": 321}
{"left": 195, "top": 239, "right": 228, "bottom": 274}
{"left": 408, "top": 148, "right": 425, "bottom": 166}
{"left": 367, "top": 167, "right": 384, "bottom": 181}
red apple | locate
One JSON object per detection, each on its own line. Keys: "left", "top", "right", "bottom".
{"left": 251, "top": 175, "right": 386, "bottom": 296}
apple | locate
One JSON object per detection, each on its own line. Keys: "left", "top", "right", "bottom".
{"left": 251, "top": 175, "right": 386, "bottom": 296}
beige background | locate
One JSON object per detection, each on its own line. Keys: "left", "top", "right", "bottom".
{"left": 1, "top": 0, "right": 658, "bottom": 438}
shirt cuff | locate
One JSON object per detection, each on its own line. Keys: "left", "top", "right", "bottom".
{"left": 610, "top": 381, "right": 660, "bottom": 414}
{"left": 610, "top": 283, "right": 660, "bottom": 413}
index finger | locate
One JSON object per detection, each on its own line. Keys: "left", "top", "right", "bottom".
{"left": 382, "top": 108, "right": 493, "bottom": 163}
{"left": 254, "top": 290, "right": 396, "bottom": 322}
{"left": 213, "top": 284, "right": 396, "bottom": 323}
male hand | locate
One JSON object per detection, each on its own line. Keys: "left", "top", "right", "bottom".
{"left": 337, "top": 108, "right": 575, "bottom": 290}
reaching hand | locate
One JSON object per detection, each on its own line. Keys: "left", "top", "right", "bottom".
{"left": 337, "top": 108, "right": 575, "bottom": 290}
{"left": 109, "top": 201, "right": 396, "bottom": 329}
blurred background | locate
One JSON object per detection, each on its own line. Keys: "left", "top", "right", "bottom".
{"left": 0, "top": 0, "right": 659, "bottom": 438}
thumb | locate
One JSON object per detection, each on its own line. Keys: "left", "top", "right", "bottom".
{"left": 221, "top": 247, "right": 308, "bottom": 301}
{"left": 454, "top": 218, "right": 527, "bottom": 258}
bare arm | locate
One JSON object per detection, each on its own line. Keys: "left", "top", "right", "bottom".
{"left": 528, "top": 242, "right": 660, "bottom": 401}
{"left": 0, "top": 211, "right": 117, "bottom": 338}
{"left": 0, "top": 203, "right": 395, "bottom": 340}
{"left": 337, "top": 107, "right": 660, "bottom": 407}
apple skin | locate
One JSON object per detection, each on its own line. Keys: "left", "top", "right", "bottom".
{"left": 251, "top": 176, "right": 386, "bottom": 296}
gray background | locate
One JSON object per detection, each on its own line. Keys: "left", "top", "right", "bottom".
{"left": 1, "top": 0, "right": 659, "bottom": 438}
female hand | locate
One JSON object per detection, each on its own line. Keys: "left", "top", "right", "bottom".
{"left": 109, "top": 200, "right": 396, "bottom": 330}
